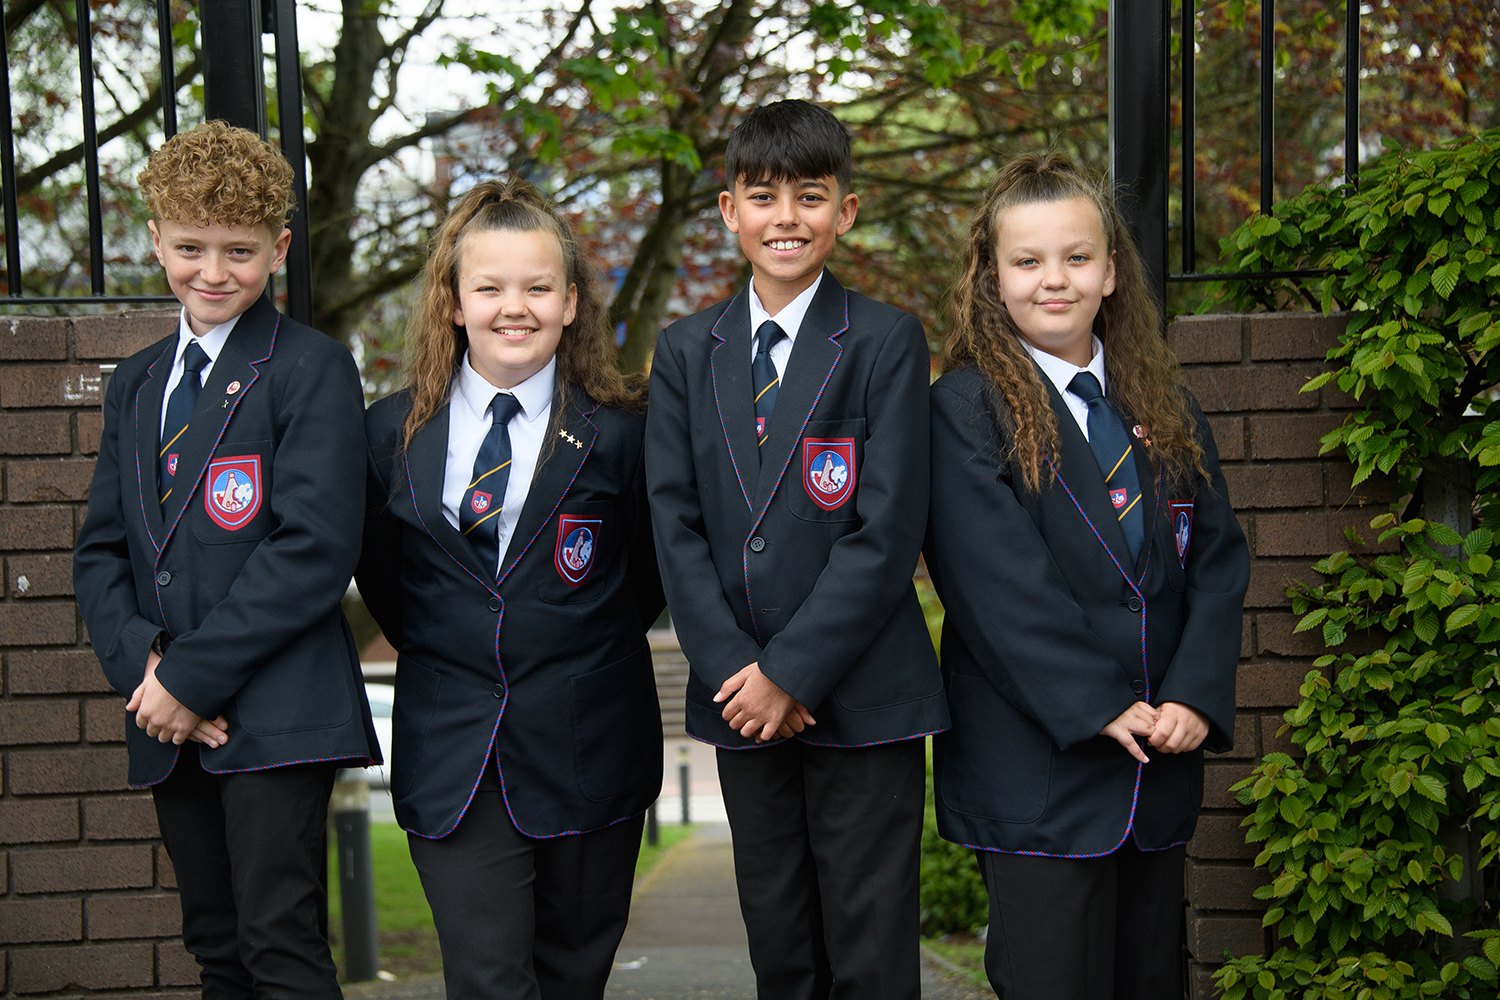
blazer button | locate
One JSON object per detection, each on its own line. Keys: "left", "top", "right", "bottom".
{"left": 1127, "top": 596, "right": 1143, "bottom": 612}
{"left": 492, "top": 684, "right": 505, "bottom": 699}
{"left": 488, "top": 598, "right": 501, "bottom": 613}
{"left": 155, "top": 571, "right": 171, "bottom": 586}
{"left": 749, "top": 536, "right": 766, "bottom": 552}
{"left": 1131, "top": 680, "right": 1147, "bottom": 695}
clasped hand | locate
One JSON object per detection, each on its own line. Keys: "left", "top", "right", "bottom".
{"left": 127, "top": 650, "right": 228, "bottom": 748}
{"left": 1099, "top": 700, "right": 1208, "bottom": 763}
{"left": 715, "top": 663, "right": 816, "bottom": 743}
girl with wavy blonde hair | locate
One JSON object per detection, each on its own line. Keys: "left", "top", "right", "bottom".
{"left": 925, "top": 151, "right": 1249, "bottom": 1000}
{"left": 356, "top": 177, "right": 663, "bottom": 1000}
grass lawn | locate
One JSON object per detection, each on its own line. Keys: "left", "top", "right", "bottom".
{"left": 328, "top": 817, "right": 699, "bottom": 981}
{"left": 921, "top": 936, "right": 988, "bottom": 989}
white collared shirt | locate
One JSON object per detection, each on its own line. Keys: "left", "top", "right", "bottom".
{"left": 159, "top": 310, "right": 240, "bottom": 438}
{"left": 747, "top": 272, "right": 825, "bottom": 379}
{"left": 1022, "top": 335, "right": 1107, "bottom": 442}
{"left": 441, "top": 353, "right": 555, "bottom": 574}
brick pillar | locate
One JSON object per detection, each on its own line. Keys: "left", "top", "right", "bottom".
{"left": 1170, "top": 312, "right": 1396, "bottom": 998}
{"left": 0, "top": 311, "right": 202, "bottom": 997}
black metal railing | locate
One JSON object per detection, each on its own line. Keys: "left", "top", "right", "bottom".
{"left": 1111, "top": 0, "right": 1362, "bottom": 303}
{"left": 1, "top": 0, "right": 312, "bottom": 324}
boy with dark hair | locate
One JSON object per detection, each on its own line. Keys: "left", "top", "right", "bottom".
{"left": 646, "top": 99, "right": 948, "bottom": 999}
{"left": 74, "top": 120, "right": 378, "bottom": 1000}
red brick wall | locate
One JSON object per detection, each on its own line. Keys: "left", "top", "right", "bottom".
{"left": 0, "top": 308, "right": 1370, "bottom": 997}
{"left": 1171, "top": 312, "right": 1392, "bottom": 998}
{"left": 0, "top": 311, "right": 200, "bottom": 997}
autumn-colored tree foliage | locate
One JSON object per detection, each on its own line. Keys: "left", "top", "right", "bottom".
{"left": 3, "top": 0, "right": 1495, "bottom": 377}
{"left": 1169, "top": 0, "right": 1497, "bottom": 308}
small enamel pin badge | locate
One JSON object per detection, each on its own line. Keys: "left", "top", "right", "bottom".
{"left": 226, "top": 381, "right": 241, "bottom": 394}
{"left": 559, "top": 429, "right": 583, "bottom": 449}
{"left": 1132, "top": 424, "right": 1151, "bottom": 446}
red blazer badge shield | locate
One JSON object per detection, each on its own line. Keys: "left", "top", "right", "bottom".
{"left": 802, "top": 438, "right": 856, "bottom": 510}
{"left": 204, "top": 456, "right": 262, "bottom": 530}
{"left": 1169, "top": 499, "right": 1194, "bottom": 568}
{"left": 555, "top": 515, "right": 602, "bottom": 587}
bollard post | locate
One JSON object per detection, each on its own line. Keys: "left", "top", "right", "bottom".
{"left": 646, "top": 801, "right": 659, "bottom": 846}
{"left": 331, "top": 770, "right": 379, "bottom": 982}
{"left": 678, "top": 744, "right": 691, "bottom": 825}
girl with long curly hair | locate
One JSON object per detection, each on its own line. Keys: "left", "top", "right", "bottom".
{"left": 924, "top": 152, "right": 1249, "bottom": 1000}
{"left": 355, "top": 178, "right": 664, "bottom": 1000}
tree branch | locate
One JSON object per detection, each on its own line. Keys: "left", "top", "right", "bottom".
{"left": 14, "top": 53, "right": 202, "bottom": 196}
{"left": 5, "top": 0, "right": 49, "bottom": 36}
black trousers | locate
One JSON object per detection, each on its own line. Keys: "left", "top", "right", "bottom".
{"left": 716, "top": 737, "right": 925, "bottom": 1000}
{"left": 151, "top": 743, "right": 341, "bottom": 1000}
{"left": 976, "top": 839, "right": 1186, "bottom": 1000}
{"left": 406, "top": 764, "right": 643, "bottom": 1000}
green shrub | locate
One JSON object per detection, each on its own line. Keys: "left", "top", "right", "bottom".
{"left": 1207, "top": 127, "right": 1500, "bottom": 998}
{"left": 920, "top": 740, "right": 989, "bottom": 936}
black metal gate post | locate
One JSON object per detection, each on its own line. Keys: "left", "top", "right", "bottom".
{"left": 1109, "top": 0, "right": 1171, "bottom": 312}
{"left": 200, "top": 0, "right": 267, "bottom": 134}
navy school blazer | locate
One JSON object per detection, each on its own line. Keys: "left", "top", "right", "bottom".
{"left": 73, "top": 295, "right": 380, "bottom": 787}
{"left": 925, "top": 364, "right": 1249, "bottom": 856}
{"left": 645, "top": 270, "right": 950, "bottom": 749}
{"left": 356, "top": 386, "right": 665, "bottom": 839}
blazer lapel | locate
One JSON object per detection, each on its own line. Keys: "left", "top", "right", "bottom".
{"left": 1043, "top": 374, "right": 1134, "bottom": 571}
{"left": 752, "top": 272, "right": 847, "bottom": 516}
{"left": 499, "top": 391, "right": 596, "bottom": 586}
{"left": 1120, "top": 412, "right": 1159, "bottom": 577}
{"left": 134, "top": 340, "right": 176, "bottom": 545}
{"left": 160, "top": 299, "right": 275, "bottom": 527}
{"left": 708, "top": 293, "right": 759, "bottom": 511}
{"left": 405, "top": 403, "right": 492, "bottom": 585}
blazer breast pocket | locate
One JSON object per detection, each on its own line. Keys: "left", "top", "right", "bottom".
{"left": 190, "top": 442, "right": 274, "bottom": 544}
{"left": 537, "top": 499, "right": 616, "bottom": 605}
{"left": 786, "top": 418, "right": 865, "bottom": 523}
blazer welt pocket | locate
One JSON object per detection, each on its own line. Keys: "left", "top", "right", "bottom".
{"left": 390, "top": 658, "right": 442, "bottom": 800}
{"left": 570, "top": 646, "right": 660, "bottom": 802}
{"left": 537, "top": 499, "right": 615, "bottom": 605}
{"left": 190, "top": 441, "right": 274, "bottom": 544}
{"left": 786, "top": 418, "right": 865, "bottom": 523}
{"left": 940, "top": 673, "right": 1051, "bottom": 825}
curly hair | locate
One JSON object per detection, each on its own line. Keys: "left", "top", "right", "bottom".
{"left": 945, "top": 151, "right": 1205, "bottom": 493}
{"left": 137, "top": 120, "right": 295, "bottom": 232}
{"left": 402, "top": 177, "right": 643, "bottom": 450}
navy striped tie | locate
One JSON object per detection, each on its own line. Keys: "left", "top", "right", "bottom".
{"left": 159, "top": 341, "right": 209, "bottom": 507}
{"left": 753, "top": 321, "right": 784, "bottom": 455}
{"left": 1068, "top": 372, "right": 1146, "bottom": 563}
{"left": 460, "top": 393, "right": 522, "bottom": 578}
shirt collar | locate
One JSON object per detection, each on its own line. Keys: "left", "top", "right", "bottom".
{"left": 174, "top": 308, "right": 239, "bottom": 365}
{"left": 748, "top": 270, "right": 825, "bottom": 344}
{"left": 1022, "top": 334, "right": 1107, "bottom": 399}
{"left": 456, "top": 353, "right": 557, "bottom": 423}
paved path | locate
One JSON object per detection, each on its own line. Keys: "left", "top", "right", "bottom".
{"left": 604, "top": 822, "right": 992, "bottom": 1000}
{"left": 347, "top": 822, "right": 991, "bottom": 1000}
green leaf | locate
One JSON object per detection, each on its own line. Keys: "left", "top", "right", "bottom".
{"left": 1447, "top": 604, "right": 1482, "bottom": 632}
{"left": 1432, "top": 260, "right": 1463, "bottom": 299}
{"left": 1413, "top": 772, "right": 1447, "bottom": 802}
{"left": 1428, "top": 522, "right": 1463, "bottom": 545}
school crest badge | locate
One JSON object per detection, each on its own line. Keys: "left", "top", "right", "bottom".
{"left": 555, "top": 515, "right": 601, "bottom": 587}
{"left": 204, "top": 456, "right": 261, "bottom": 530}
{"left": 1110, "top": 487, "right": 1129, "bottom": 510}
{"left": 1169, "top": 499, "right": 1194, "bottom": 568}
{"left": 166, "top": 453, "right": 178, "bottom": 477}
{"left": 802, "top": 438, "right": 856, "bottom": 510}
{"left": 470, "top": 491, "right": 492, "bottom": 515}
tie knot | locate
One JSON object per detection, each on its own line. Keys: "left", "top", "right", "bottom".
{"left": 489, "top": 392, "right": 522, "bottom": 427}
{"left": 1067, "top": 371, "right": 1104, "bottom": 404}
{"left": 755, "top": 320, "right": 785, "bottom": 355}
{"left": 181, "top": 341, "right": 210, "bottom": 375}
